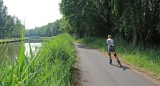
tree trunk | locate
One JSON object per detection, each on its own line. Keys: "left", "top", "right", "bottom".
{"left": 133, "top": 28, "right": 137, "bottom": 46}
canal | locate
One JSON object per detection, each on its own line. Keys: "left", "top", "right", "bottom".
{"left": 0, "top": 41, "right": 42, "bottom": 62}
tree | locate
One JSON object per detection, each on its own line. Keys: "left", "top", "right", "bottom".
{"left": 60, "top": 0, "right": 112, "bottom": 37}
{"left": 0, "top": 0, "right": 23, "bottom": 39}
{"left": 0, "top": 0, "right": 7, "bottom": 38}
{"left": 25, "top": 20, "right": 61, "bottom": 37}
{"left": 60, "top": 17, "right": 71, "bottom": 33}
{"left": 60, "top": 0, "right": 160, "bottom": 46}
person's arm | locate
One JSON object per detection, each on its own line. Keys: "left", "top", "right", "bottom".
{"left": 106, "top": 39, "right": 109, "bottom": 46}
{"left": 106, "top": 39, "right": 109, "bottom": 43}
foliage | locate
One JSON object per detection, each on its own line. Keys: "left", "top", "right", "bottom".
{"left": 0, "top": 33, "right": 76, "bottom": 86}
{"left": 60, "top": 17, "right": 71, "bottom": 33}
{"left": 60, "top": 0, "right": 160, "bottom": 46}
{"left": 25, "top": 20, "right": 62, "bottom": 37}
{"left": 0, "top": 0, "right": 23, "bottom": 38}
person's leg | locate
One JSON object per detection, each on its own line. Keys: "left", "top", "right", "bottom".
{"left": 108, "top": 52, "right": 112, "bottom": 64}
{"left": 114, "top": 53, "right": 122, "bottom": 67}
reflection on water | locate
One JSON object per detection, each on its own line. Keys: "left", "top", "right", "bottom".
{"left": 0, "top": 42, "right": 42, "bottom": 59}
{"left": 0, "top": 42, "right": 20, "bottom": 60}
{"left": 25, "top": 43, "right": 42, "bottom": 56}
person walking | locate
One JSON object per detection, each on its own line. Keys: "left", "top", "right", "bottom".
{"left": 106, "top": 35, "right": 122, "bottom": 67}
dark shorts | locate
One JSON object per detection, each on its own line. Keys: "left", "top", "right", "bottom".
{"left": 108, "top": 46, "right": 115, "bottom": 52}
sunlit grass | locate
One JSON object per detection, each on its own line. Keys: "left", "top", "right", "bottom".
{"left": 0, "top": 31, "right": 76, "bottom": 85}
{"left": 78, "top": 37, "right": 107, "bottom": 52}
{"left": 78, "top": 36, "right": 160, "bottom": 80}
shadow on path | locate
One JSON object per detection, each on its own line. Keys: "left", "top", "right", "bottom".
{"left": 110, "top": 64, "right": 130, "bottom": 71}
{"left": 77, "top": 44, "right": 93, "bottom": 50}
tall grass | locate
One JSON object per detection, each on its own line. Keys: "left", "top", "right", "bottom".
{"left": 78, "top": 36, "right": 160, "bottom": 80}
{"left": 78, "top": 37, "right": 107, "bottom": 52}
{"left": 0, "top": 32, "right": 76, "bottom": 85}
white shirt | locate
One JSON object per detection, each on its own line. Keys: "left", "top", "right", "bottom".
{"left": 106, "top": 38, "right": 114, "bottom": 47}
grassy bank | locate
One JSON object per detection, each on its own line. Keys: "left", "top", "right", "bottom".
{"left": 0, "top": 38, "right": 28, "bottom": 44}
{"left": 0, "top": 33, "right": 76, "bottom": 86}
{"left": 25, "top": 36, "right": 51, "bottom": 43}
{"left": 78, "top": 36, "right": 160, "bottom": 80}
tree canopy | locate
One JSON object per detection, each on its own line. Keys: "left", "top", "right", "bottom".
{"left": 25, "top": 20, "right": 61, "bottom": 37}
{"left": 0, "top": 0, "right": 23, "bottom": 38}
{"left": 60, "top": 0, "right": 160, "bottom": 45}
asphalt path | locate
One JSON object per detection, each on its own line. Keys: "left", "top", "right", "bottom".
{"left": 75, "top": 43, "right": 159, "bottom": 86}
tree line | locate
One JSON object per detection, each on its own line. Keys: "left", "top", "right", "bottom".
{"left": 0, "top": 0, "right": 23, "bottom": 39}
{"left": 60, "top": 0, "right": 160, "bottom": 46}
{"left": 25, "top": 20, "right": 61, "bottom": 37}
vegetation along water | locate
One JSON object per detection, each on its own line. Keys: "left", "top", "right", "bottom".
{"left": 0, "top": 33, "right": 76, "bottom": 86}
{"left": 1, "top": 0, "right": 160, "bottom": 85}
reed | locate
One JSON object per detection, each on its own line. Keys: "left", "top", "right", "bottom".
{"left": 0, "top": 29, "right": 76, "bottom": 85}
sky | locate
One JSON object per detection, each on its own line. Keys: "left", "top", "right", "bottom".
{"left": 3, "top": 0, "right": 62, "bottom": 29}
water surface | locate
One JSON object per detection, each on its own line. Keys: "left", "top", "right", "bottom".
{"left": 0, "top": 42, "right": 42, "bottom": 59}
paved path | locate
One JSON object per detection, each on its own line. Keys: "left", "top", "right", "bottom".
{"left": 75, "top": 43, "right": 159, "bottom": 86}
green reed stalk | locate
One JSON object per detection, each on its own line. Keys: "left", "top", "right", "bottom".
{"left": 0, "top": 32, "right": 76, "bottom": 85}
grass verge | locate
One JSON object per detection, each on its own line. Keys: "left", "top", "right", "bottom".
{"left": 78, "top": 36, "right": 160, "bottom": 81}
